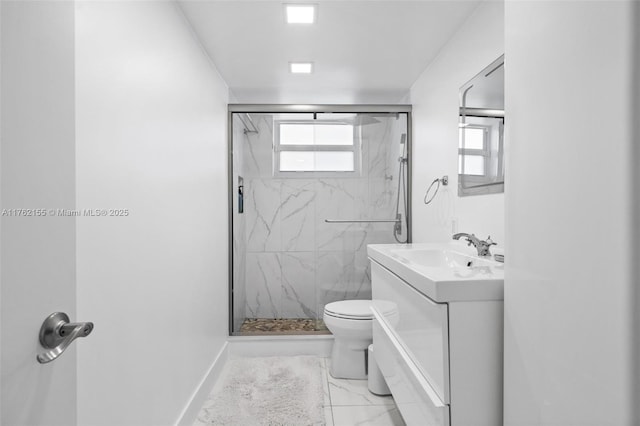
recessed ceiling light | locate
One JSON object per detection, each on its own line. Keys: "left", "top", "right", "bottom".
{"left": 290, "top": 62, "right": 313, "bottom": 74}
{"left": 285, "top": 4, "right": 316, "bottom": 24}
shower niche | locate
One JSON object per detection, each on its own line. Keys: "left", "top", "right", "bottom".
{"left": 229, "top": 106, "right": 412, "bottom": 336}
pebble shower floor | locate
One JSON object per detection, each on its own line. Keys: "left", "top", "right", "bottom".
{"left": 239, "top": 318, "right": 330, "bottom": 335}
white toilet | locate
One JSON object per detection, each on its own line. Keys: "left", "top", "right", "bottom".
{"left": 323, "top": 299, "right": 397, "bottom": 379}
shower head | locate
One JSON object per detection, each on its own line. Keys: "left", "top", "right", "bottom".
{"left": 315, "top": 113, "right": 386, "bottom": 126}
{"left": 398, "top": 133, "right": 407, "bottom": 162}
{"left": 346, "top": 115, "right": 381, "bottom": 126}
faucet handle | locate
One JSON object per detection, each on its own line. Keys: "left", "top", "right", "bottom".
{"left": 465, "top": 233, "right": 477, "bottom": 246}
{"left": 485, "top": 236, "right": 497, "bottom": 246}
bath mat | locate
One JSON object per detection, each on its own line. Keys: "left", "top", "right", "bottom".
{"left": 195, "top": 356, "right": 325, "bottom": 426}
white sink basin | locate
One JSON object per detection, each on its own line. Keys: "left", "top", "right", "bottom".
{"left": 391, "top": 248, "right": 493, "bottom": 269}
{"left": 368, "top": 243, "right": 504, "bottom": 302}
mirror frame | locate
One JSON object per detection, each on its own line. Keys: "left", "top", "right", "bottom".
{"left": 458, "top": 55, "right": 505, "bottom": 197}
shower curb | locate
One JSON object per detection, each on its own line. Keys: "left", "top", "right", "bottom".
{"left": 228, "top": 335, "right": 334, "bottom": 358}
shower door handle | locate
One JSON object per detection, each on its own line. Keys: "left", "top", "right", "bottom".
{"left": 37, "top": 312, "right": 93, "bottom": 364}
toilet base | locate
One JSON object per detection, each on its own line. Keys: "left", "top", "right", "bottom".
{"left": 329, "top": 337, "right": 372, "bottom": 380}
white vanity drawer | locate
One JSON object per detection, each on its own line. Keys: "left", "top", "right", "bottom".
{"left": 371, "top": 260, "right": 450, "bottom": 403}
{"left": 372, "top": 309, "right": 450, "bottom": 426}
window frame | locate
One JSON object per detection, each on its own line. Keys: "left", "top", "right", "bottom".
{"left": 273, "top": 119, "right": 361, "bottom": 178}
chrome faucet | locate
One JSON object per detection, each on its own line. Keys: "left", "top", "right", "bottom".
{"left": 452, "top": 233, "right": 496, "bottom": 257}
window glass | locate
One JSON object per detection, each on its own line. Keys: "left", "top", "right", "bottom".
{"left": 279, "top": 152, "right": 354, "bottom": 172}
{"left": 280, "top": 152, "right": 315, "bottom": 171}
{"left": 459, "top": 155, "right": 485, "bottom": 176}
{"left": 315, "top": 124, "right": 353, "bottom": 145}
{"left": 314, "top": 152, "right": 354, "bottom": 171}
{"left": 277, "top": 122, "right": 356, "bottom": 173}
{"left": 280, "top": 124, "right": 314, "bottom": 145}
{"left": 459, "top": 127, "right": 485, "bottom": 150}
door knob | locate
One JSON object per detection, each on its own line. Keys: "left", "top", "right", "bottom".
{"left": 37, "top": 312, "right": 93, "bottom": 364}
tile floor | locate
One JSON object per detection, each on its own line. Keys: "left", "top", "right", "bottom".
{"left": 321, "top": 358, "right": 405, "bottom": 426}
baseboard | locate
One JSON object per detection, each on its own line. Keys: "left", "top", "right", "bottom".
{"left": 174, "top": 341, "right": 229, "bottom": 426}
{"left": 228, "top": 335, "right": 334, "bottom": 358}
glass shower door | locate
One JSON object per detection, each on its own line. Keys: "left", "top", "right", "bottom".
{"left": 230, "top": 109, "right": 410, "bottom": 335}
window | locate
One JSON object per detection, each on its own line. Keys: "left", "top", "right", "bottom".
{"left": 458, "top": 125, "right": 489, "bottom": 176}
{"left": 274, "top": 121, "right": 359, "bottom": 176}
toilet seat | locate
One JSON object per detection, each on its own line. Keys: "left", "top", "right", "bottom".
{"left": 324, "top": 300, "right": 396, "bottom": 320}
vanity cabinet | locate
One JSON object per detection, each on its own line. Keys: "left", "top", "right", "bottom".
{"left": 370, "top": 259, "right": 503, "bottom": 426}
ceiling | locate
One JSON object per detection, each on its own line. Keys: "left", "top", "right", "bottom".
{"left": 178, "top": 1, "right": 481, "bottom": 103}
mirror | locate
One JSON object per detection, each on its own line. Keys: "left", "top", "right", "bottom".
{"left": 458, "top": 55, "right": 504, "bottom": 196}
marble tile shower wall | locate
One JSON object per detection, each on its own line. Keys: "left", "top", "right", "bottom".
{"left": 238, "top": 114, "right": 406, "bottom": 320}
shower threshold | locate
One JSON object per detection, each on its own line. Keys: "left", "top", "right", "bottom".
{"left": 238, "top": 318, "right": 331, "bottom": 336}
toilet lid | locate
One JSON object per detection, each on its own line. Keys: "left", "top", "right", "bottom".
{"left": 324, "top": 300, "right": 396, "bottom": 320}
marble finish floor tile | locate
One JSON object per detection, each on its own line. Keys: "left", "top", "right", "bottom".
{"left": 325, "top": 359, "right": 394, "bottom": 406}
{"left": 327, "top": 374, "right": 395, "bottom": 406}
{"left": 320, "top": 359, "right": 331, "bottom": 407}
{"left": 323, "top": 358, "right": 405, "bottom": 426}
{"left": 195, "top": 356, "right": 405, "bottom": 426}
{"left": 324, "top": 407, "right": 335, "bottom": 426}
{"left": 331, "top": 405, "right": 405, "bottom": 426}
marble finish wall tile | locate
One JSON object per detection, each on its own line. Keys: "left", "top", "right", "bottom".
{"left": 246, "top": 179, "right": 282, "bottom": 252}
{"left": 237, "top": 115, "right": 407, "bottom": 320}
{"left": 359, "top": 222, "right": 400, "bottom": 249}
{"left": 316, "top": 179, "right": 357, "bottom": 251}
{"left": 365, "top": 122, "right": 394, "bottom": 178}
{"left": 232, "top": 236, "right": 246, "bottom": 332}
{"left": 352, "top": 178, "right": 370, "bottom": 219}
{"left": 314, "top": 250, "right": 372, "bottom": 318}
{"left": 243, "top": 115, "right": 274, "bottom": 179}
{"left": 281, "top": 179, "right": 316, "bottom": 251}
{"left": 315, "top": 251, "right": 356, "bottom": 295}
{"left": 350, "top": 250, "right": 372, "bottom": 298}
{"left": 281, "top": 252, "right": 316, "bottom": 319}
{"left": 368, "top": 178, "right": 397, "bottom": 217}
{"left": 245, "top": 253, "right": 281, "bottom": 318}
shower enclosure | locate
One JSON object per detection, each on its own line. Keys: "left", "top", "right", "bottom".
{"left": 229, "top": 105, "right": 411, "bottom": 335}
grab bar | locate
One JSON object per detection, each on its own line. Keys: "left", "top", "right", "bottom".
{"left": 325, "top": 219, "right": 398, "bottom": 223}
{"left": 37, "top": 312, "right": 93, "bottom": 364}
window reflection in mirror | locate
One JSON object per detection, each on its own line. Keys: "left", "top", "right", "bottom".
{"left": 459, "top": 55, "right": 504, "bottom": 196}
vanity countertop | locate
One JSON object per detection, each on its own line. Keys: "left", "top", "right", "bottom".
{"left": 367, "top": 242, "right": 504, "bottom": 303}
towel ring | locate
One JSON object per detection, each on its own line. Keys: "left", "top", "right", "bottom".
{"left": 424, "top": 176, "right": 448, "bottom": 205}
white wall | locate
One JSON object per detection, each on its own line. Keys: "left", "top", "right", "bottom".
{"left": 504, "top": 2, "right": 637, "bottom": 424}
{"left": 409, "top": 1, "right": 505, "bottom": 246}
{"left": 75, "top": 2, "right": 229, "bottom": 425}
{"left": 1, "top": 2, "right": 77, "bottom": 425}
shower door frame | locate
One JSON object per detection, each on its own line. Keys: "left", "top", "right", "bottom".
{"left": 227, "top": 104, "right": 413, "bottom": 336}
